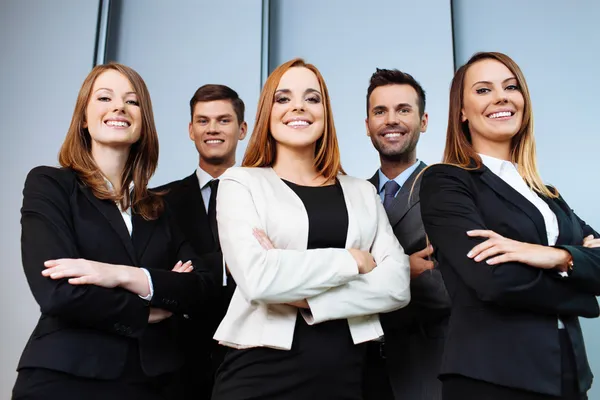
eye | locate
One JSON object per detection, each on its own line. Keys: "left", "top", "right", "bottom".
{"left": 275, "top": 96, "right": 290, "bottom": 104}
{"left": 505, "top": 84, "right": 520, "bottom": 91}
{"left": 98, "top": 96, "right": 111, "bottom": 102}
{"left": 126, "top": 99, "right": 139, "bottom": 106}
{"left": 373, "top": 110, "right": 384, "bottom": 116}
{"left": 475, "top": 88, "right": 490, "bottom": 94}
{"left": 398, "top": 108, "right": 411, "bottom": 114}
{"left": 306, "top": 95, "right": 321, "bottom": 104}
{"left": 197, "top": 119, "right": 208, "bottom": 125}
{"left": 220, "top": 119, "right": 231, "bottom": 124}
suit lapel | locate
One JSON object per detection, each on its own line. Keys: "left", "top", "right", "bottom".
{"left": 80, "top": 184, "right": 138, "bottom": 264}
{"left": 131, "top": 212, "right": 158, "bottom": 263}
{"left": 480, "top": 167, "right": 548, "bottom": 245}
{"left": 386, "top": 162, "right": 426, "bottom": 227}
{"left": 180, "top": 173, "right": 213, "bottom": 248}
{"left": 542, "top": 195, "right": 576, "bottom": 245}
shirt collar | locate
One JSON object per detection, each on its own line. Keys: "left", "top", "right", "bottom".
{"left": 479, "top": 153, "right": 516, "bottom": 177}
{"left": 377, "top": 160, "right": 420, "bottom": 194}
{"left": 196, "top": 166, "right": 216, "bottom": 190}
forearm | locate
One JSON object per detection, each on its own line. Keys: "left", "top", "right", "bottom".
{"left": 118, "top": 266, "right": 152, "bottom": 297}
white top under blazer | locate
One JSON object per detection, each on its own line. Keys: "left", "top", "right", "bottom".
{"left": 213, "top": 167, "right": 411, "bottom": 350}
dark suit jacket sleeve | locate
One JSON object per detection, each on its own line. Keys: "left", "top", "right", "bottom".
{"left": 146, "top": 208, "right": 217, "bottom": 317}
{"left": 420, "top": 165, "right": 599, "bottom": 317}
{"left": 21, "top": 167, "right": 149, "bottom": 338}
{"left": 554, "top": 207, "right": 600, "bottom": 295}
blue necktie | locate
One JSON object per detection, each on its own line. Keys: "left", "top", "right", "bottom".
{"left": 383, "top": 180, "right": 401, "bottom": 210}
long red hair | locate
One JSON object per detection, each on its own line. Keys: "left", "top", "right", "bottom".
{"left": 59, "top": 62, "right": 164, "bottom": 219}
{"left": 242, "top": 58, "right": 344, "bottom": 181}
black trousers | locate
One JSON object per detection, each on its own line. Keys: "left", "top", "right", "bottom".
{"left": 362, "top": 340, "right": 394, "bottom": 400}
{"left": 12, "top": 368, "right": 171, "bottom": 400}
{"left": 442, "top": 330, "right": 587, "bottom": 400}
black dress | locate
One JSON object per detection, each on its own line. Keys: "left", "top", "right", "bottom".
{"left": 212, "top": 180, "right": 366, "bottom": 400}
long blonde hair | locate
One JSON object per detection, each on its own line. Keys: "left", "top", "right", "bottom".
{"left": 444, "top": 51, "right": 556, "bottom": 197}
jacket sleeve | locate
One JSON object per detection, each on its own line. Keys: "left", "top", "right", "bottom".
{"left": 303, "top": 183, "right": 411, "bottom": 324}
{"left": 21, "top": 167, "right": 150, "bottom": 338}
{"left": 146, "top": 208, "right": 218, "bottom": 317}
{"left": 553, "top": 199, "right": 600, "bottom": 295}
{"left": 419, "top": 165, "right": 599, "bottom": 318}
{"left": 216, "top": 169, "right": 359, "bottom": 304}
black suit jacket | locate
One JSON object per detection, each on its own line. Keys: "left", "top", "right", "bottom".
{"left": 17, "top": 166, "right": 216, "bottom": 379}
{"left": 369, "top": 163, "right": 451, "bottom": 399}
{"left": 420, "top": 163, "right": 600, "bottom": 396}
{"left": 154, "top": 172, "right": 228, "bottom": 398}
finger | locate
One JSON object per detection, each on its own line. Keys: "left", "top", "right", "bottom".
{"left": 583, "top": 238, "right": 600, "bottom": 248}
{"left": 466, "top": 230, "right": 501, "bottom": 239}
{"left": 415, "top": 245, "right": 434, "bottom": 258}
{"left": 486, "top": 252, "right": 516, "bottom": 265}
{"left": 423, "top": 260, "right": 435, "bottom": 270}
{"left": 182, "top": 265, "right": 194, "bottom": 273}
{"left": 44, "top": 260, "right": 61, "bottom": 268}
{"left": 68, "top": 276, "right": 92, "bottom": 285}
{"left": 474, "top": 245, "right": 506, "bottom": 262}
{"left": 467, "top": 239, "right": 496, "bottom": 259}
{"left": 171, "top": 260, "right": 183, "bottom": 271}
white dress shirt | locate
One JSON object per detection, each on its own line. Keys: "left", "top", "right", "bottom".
{"left": 196, "top": 167, "right": 228, "bottom": 286}
{"left": 479, "top": 154, "right": 564, "bottom": 328}
{"left": 105, "top": 178, "right": 154, "bottom": 301}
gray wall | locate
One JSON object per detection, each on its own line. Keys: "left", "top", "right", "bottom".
{"left": 1, "top": 0, "right": 598, "bottom": 398}
{"left": 453, "top": 1, "right": 600, "bottom": 397}
{"left": 0, "top": 0, "right": 101, "bottom": 397}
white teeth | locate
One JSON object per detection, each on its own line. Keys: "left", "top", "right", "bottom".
{"left": 384, "top": 133, "right": 402, "bottom": 138}
{"left": 488, "top": 111, "right": 512, "bottom": 119}
{"left": 286, "top": 120, "right": 310, "bottom": 127}
{"left": 105, "top": 120, "right": 129, "bottom": 127}
{"left": 205, "top": 140, "right": 223, "bottom": 144}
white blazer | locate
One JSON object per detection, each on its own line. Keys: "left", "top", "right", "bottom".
{"left": 213, "top": 167, "right": 410, "bottom": 350}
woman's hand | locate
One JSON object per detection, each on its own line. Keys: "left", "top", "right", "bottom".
{"left": 253, "top": 228, "right": 275, "bottom": 250}
{"left": 172, "top": 260, "right": 194, "bottom": 273}
{"left": 583, "top": 235, "right": 600, "bottom": 248}
{"left": 42, "top": 258, "right": 127, "bottom": 287}
{"left": 348, "top": 248, "right": 377, "bottom": 274}
{"left": 148, "top": 307, "right": 173, "bottom": 323}
{"left": 466, "top": 230, "right": 571, "bottom": 270}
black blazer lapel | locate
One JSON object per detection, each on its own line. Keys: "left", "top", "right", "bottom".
{"left": 387, "top": 161, "right": 426, "bottom": 227}
{"left": 542, "top": 196, "right": 577, "bottom": 245}
{"left": 479, "top": 167, "right": 548, "bottom": 245}
{"left": 80, "top": 185, "right": 138, "bottom": 264}
{"left": 131, "top": 213, "right": 158, "bottom": 263}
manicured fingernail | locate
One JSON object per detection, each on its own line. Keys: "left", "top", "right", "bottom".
{"left": 467, "top": 251, "right": 473, "bottom": 258}
{"left": 486, "top": 259, "right": 494, "bottom": 265}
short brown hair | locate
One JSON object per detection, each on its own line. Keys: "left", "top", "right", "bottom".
{"left": 242, "top": 58, "right": 344, "bottom": 182}
{"left": 367, "top": 68, "right": 426, "bottom": 117}
{"left": 444, "top": 51, "right": 556, "bottom": 198}
{"left": 189, "top": 84, "right": 245, "bottom": 124}
{"left": 59, "top": 62, "right": 164, "bottom": 220}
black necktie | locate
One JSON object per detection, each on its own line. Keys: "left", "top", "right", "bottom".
{"left": 207, "top": 179, "right": 220, "bottom": 250}
{"left": 383, "top": 180, "right": 401, "bottom": 211}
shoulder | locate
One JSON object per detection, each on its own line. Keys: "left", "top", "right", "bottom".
{"left": 152, "top": 173, "right": 195, "bottom": 195}
{"left": 221, "top": 167, "right": 272, "bottom": 185}
{"left": 422, "top": 163, "right": 476, "bottom": 185}
{"left": 338, "top": 175, "right": 378, "bottom": 200}
{"left": 25, "top": 165, "right": 77, "bottom": 193}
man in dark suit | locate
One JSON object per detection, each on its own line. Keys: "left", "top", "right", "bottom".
{"left": 155, "top": 84, "right": 247, "bottom": 399}
{"left": 362, "top": 69, "right": 451, "bottom": 400}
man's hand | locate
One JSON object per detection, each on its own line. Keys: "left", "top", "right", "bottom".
{"left": 409, "top": 245, "right": 435, "bottom": 279}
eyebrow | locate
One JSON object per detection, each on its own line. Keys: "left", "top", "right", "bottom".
{"left": 471, "top": 77, "right": 517, "bottom": 88}
{"left": 372, "top": 103, "right": 413, "bottom": 111}
{"left": 94, "top": 88, "right": 137, "bottom": 95}
{"left": 274, "top": 88, "right": 322, "bottom": 96}
{"left": 194, "top": 113, "right": 234, "bottom": 120}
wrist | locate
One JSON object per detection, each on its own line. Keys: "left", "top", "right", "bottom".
{"left": 554, "top": 249, "right": 572, "bottom": 273}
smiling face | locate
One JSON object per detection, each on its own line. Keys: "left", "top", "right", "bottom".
{"left": 269, "top": 67, "right": 325, "bottom": 152}
{"left": 461, "top": 58, "right": 525, "bottom": 150}
{"left": 84, "top": 69, "right": 142, "bottom": 151}
{"left": 189, "top": 99, "right": 247, "bottom": 168}
{"left": 366, "top": 84, "right": 427, "bottom": 161}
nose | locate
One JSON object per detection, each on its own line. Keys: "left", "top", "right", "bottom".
{"left": 113, "top": 98, "right": 125, "bottom": 112}
{"left": 386, "top": 110, "right": 399, "bottom": 125}
{"left": 207, "top": 119, "right": 219, "bottom": 133}
{"left": 292, "top": 96, "right": 305, "bottom": 112}
{"left": 494, "top": 89, "right": 509, "bottom": 104}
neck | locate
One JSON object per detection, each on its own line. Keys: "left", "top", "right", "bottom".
{"left": 380, "top": 152, "right": 417, "bottom": 180}
{"left": 473, "top": 139, "right": 511, "bottom": 161}
{"left": 199, "top": 157, "right": 235, "bottom": 179}
{"left": 272, "top": 144, "right": 321, "bottom": 185}
{"left": 91, "top": 144, "right": 130, "bottom": 192}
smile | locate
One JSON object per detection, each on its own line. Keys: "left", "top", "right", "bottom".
{"left": 487, "top": 111, "right": 514, "bottom": 119}
{"left": 205, "top": 139, "right": 224, "bottom": 144}
{"left": 285, "top": 118, "right": 312, "bottom": 128}
{"left": 104, "top": 120, "right": 130, "bottom": 127}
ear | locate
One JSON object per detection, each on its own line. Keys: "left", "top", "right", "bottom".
{"left": 365, "top": 118, "right": 371, "bottom": 137}
{"left": 420, "top": 112, "right": 429, "bottom": 133}
{"left": 188, "top": 121, "right": 194, "bottom": 141}
{"left": 461, "top": 109, "right": 467, "bottom": 122}
{"left": 238, "top": 121, "right": 248, "bottom": 140}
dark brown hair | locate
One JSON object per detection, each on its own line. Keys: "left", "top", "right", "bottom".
{"left": 59, "top": 62, "right": 164, "bottom": 220}
{"left": 367, "top": 68, "right": 426, "bottom": 117}
{"left": 189, "top": 84, "right": 245, "bottom": 124}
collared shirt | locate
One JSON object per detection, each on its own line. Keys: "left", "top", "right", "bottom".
{"left": 104, "top": 178, "right": 154, "bottom": 301}
{"left": 196, "top": 166, "right": 228, "bottom": 286}
{"left": 377, "top": 160, "right": 421, "bottom": 203}
{"left": 479, "top": 154, "right": 565, "bottom": 329}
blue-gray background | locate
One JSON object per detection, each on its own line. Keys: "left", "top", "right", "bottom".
{"left": 1, "top": 0, "right": 598, "bottom": 397}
